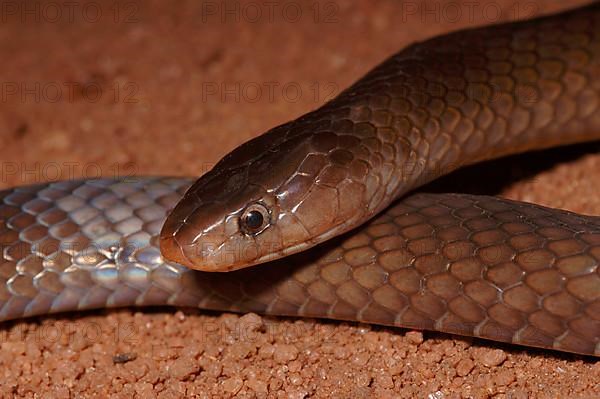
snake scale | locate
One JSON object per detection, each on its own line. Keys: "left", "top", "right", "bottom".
{"left": 2, "top": 3, "right": 600, "bottom": 356}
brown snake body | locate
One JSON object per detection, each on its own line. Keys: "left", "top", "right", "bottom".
{"left": 1, "top": 4, "right": 600, "bottom": 356}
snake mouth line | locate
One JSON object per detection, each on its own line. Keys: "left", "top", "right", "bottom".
{"left": 247, "top": 213, "right": 367, "bottom": 268}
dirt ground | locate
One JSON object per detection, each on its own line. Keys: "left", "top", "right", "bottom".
{"left": 0, "top": 0, "right": 599, "bottom": 397}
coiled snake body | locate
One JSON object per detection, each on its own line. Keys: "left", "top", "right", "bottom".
{"left": 2, "top": 4, "right": 600, "bottom": 356}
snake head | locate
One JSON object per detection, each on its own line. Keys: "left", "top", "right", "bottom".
{"left": 160, "top": 121, "right": 383, "bottom": 271}
{"left": 160, "top": 171, "right": 289, "bottom": 271}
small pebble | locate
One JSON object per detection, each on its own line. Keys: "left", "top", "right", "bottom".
{"left": 273, "top": 344, "right": 299, "bottom": 364}
{"left": 474, "top": 349, "right": 507, "bottom": 368}
{"left": 113, "top": 352, "right": 137, "bottom": 364}
{"left": 405, "top": 331, "right": 424, "bottom": 345}
{"left": 246, "top": 378, "right": 268, "bottom": 393}
{"left": 456, "top": 358, "right": 474, "bottom": 377}
{"left": 222, "top": 377, "right": 243, "bottom": 394}
{"left": 169, "top": 357, "right": 200, "bottom": 380}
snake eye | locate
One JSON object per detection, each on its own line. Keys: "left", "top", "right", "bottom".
{"left": 240, "top": 202, "right": 270, "bottom": 235}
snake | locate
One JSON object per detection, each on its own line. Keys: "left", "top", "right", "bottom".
{"left": 1, "top": 3, "right": 599, "bottom": 357}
